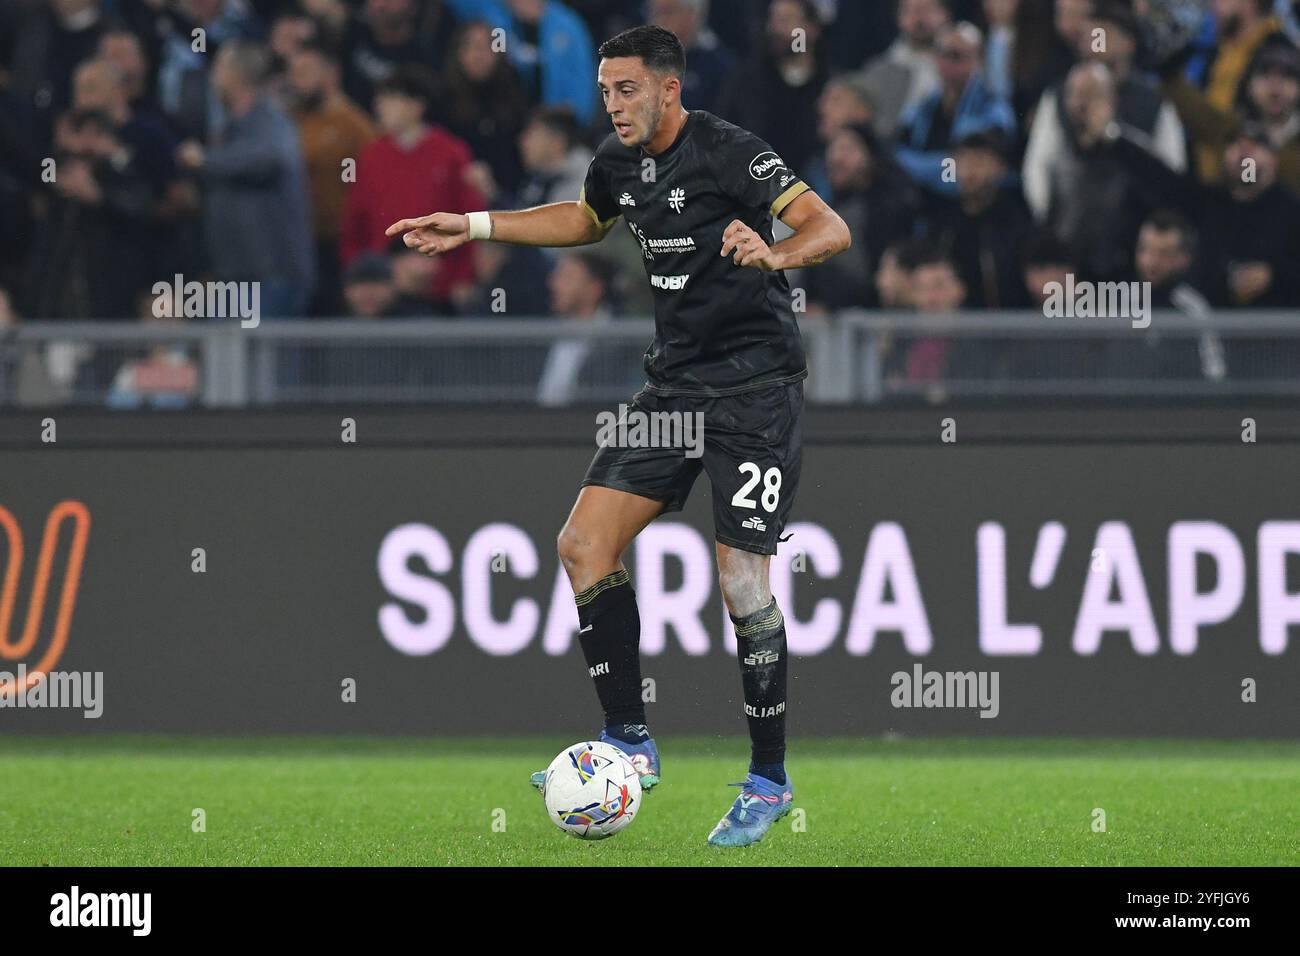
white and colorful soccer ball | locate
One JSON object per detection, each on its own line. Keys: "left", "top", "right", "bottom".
{"left": 542, "top": 741, "right": 641, "bottom": 839}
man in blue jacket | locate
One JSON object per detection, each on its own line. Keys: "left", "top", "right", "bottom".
{"left": 895, "top": 20, "right": 1016, "bottom": 196}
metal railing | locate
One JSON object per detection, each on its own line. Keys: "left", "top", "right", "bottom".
{"left": 1, "top": 310, "right": 1297, "bottom": 408}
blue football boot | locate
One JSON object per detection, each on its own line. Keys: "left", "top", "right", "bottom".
{"left": 706, "top": 771, "right": 794, "bottom": 847}
{"left": 530, "top": 729, "right": 661, "bottom": 791}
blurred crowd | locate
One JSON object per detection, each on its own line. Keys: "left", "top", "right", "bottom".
{"left": 1, "top": 0, "right": 1299, "bottom": 400}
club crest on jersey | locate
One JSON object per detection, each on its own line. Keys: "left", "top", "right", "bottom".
{"left": 668, "top": 187, "right": 686, "bottom": 213}
{"left": 749, "top": 151, "right": 785, "bottom": 180}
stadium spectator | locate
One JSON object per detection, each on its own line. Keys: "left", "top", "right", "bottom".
{"left": 1161, "top": 37, "right": 1300, "bottom": 193}
{"left": 1019, "top": 229, "right": 1076, "bottom": 311}
{"left": 1010, "top": 230, "right": 1107, "bottom": 380}
{"left": 388, "top": 238, "right": 456, "bottom": 316}
{"left": 718, "top": 0, "right": 829, "bottom": 173}
{"left": 537, "top": 251, "right": 618, "bottom": 406}
{"left": 1079, "top": 3, "right": 1187, "bottom": 170}
{"left": 341, "top": 252, "right": 400, "bottom": 318}
{"left": 1103, "top": 209, "right": 1227, "bottom": 382}
{"left": 918, "top": 129, "right": 1032, "bottom": 308}
{"left": 895, "top": 21, "right": 1017, "bottom": 195}
{"left": 1054, "top": 0, "right": 1095, "bottom": 55}
{"left": 96, "top": 27, "right": 202, "bottom": 271}
{"left": 97, "top": 26, "right": 160, "bottom": 116}
{"left": 176, "top": 41, "right": 315, "bottom": 317}
{"left": 818, "top": 75, "right": 878, "bottom": 143}
{"left": 802, "top": 123, "right": 914, "bottom": 312}
{"left": 287, "top": 41, "right": 377, "bottom": 315}
{"left": 858, "top": 0, "right": 949, "bottom": 138}
{"left": 1025, "top": 62, "right": 1167, "bottom": 282}
{"left": 449, "top": 241, "right": 552, "bottom": 316}
{"left": 980, "top": 0, "right": 1072, "bottom": 121}
{"left": 71, "top": 56, "right": 180, "bottom": 209}
{"left": 806, "top": 74, "right": 877, "bottom": 194}
{"left": 648, "top": 0, "right": 736, "bottom": 115}
{"left": 875, "top": 239, "right": 919, "bottom": 310}
{"left": 445, "top": 0, "right": 598, "bottom": 124}
{"left": 884, "top": 245, "right": 966, "bottom": 397}
{"left": 517, "top": 107, "right": 591, "bottom": 212}
{"left": 434, "top": 19, "right": 529, "bottom": 201}
{"left": 4, "top": 0, "right": 108, "bottom": 152}
{"left": 106, "top": 290, "right": 200, "bottom": 409}
{"left": 338, "top": 66, "right": 485, "bottom": 306}
{"left": 0, "top": 286, "right": 21, "bottom": 403}
{"left": 1202, "top": 125, "right": 1300, "bottom": 307}
{"left": 269, "top": 9, "right": 320, "bottom": 65}
{"left": 1178, "top": 0, "right": 1285, "bottom": 184}
{"left": 339, "top": 0, "right": 451, "bottom": 111}
{"left": 330, "top": 250, "right": 426, "bottom": 386}
{"left": 28, "top": 109, "right": 158, "bottom": 320}
{"left": 156, "top": 0, "right": 264, "bottom": 140}
{"left": 0, "top": 285, "right": 61, "bottom": 406}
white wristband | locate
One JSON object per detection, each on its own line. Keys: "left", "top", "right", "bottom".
{"left": 466, "top": 211, "right": 493, "bottom": 241}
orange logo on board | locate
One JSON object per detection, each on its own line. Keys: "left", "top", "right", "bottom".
{"left": 0, "top": 501, "right": 91, "bottom": 696}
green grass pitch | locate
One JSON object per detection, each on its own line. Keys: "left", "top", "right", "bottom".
{"left": 1, "top": 737, "right": 1297, "bottom": 866}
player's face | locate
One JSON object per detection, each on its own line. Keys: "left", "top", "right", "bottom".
{"left": 598, "top": 57, "right": 667, "bottom": 147}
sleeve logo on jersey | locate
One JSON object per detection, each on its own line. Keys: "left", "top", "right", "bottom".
{"left": 749, "top": 151, "right": 786, "bottom": 180}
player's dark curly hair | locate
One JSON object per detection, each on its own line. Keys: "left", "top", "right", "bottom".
{"left": 597, "top": 25, "right": 687, "bottom": 77}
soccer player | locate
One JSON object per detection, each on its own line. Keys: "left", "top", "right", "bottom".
{"left": 387, "top": 25, "right": 850, "bottom": 847}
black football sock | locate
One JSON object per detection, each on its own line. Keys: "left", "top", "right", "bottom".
{"left": 575, "top": 568, "right": 647, "bottom": 729}
{"left": 732, "top": 598, "right": 788, "bottom": 785}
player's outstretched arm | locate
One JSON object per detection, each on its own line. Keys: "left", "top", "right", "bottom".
{"left": 384, "top": 203, "right": 614, "bottom": 256}
{"left": 720, "top": 190, "right": 850, "bottom": 272}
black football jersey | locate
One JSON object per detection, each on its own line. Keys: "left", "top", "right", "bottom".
{"left": 580, "top": 110, "right": 812, "bottom": 397}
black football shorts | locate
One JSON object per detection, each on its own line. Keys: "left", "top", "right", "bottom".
{"left": 581, "top": 381, "right": 804, "bottom": 555}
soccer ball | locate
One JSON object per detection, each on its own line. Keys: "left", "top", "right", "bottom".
{"left": 542, "top": 740, "right": 641, "bottom": 839}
